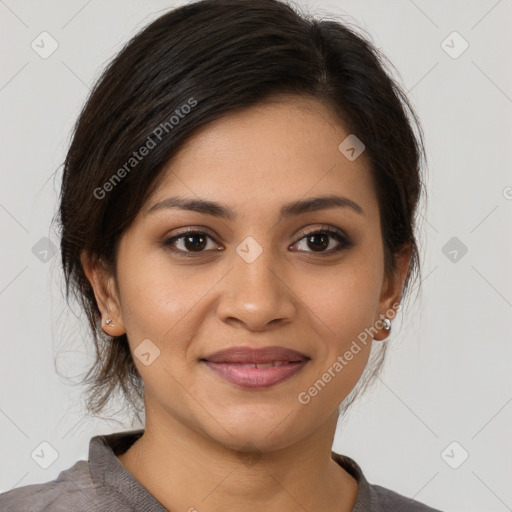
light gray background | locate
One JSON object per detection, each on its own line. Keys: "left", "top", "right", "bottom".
{"left": 1, "top": 1, "right": 511, "bottom": 511}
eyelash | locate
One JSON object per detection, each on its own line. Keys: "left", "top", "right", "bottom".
{"left": 162, "top": 225, "right": 353, "bottom": 258}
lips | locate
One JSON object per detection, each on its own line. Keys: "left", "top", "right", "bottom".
{"left": 200, "top": 346, "right": 310, "bottom": 388}
{"left": 203, "top": 360, "right": 309, "bottom": 388}
{"left": 201, "top": 345, "right": 309, "bottom": 364}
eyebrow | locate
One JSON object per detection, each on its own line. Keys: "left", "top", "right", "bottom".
{"left": 146, "top": 194, "right": 364, "bottom": 220}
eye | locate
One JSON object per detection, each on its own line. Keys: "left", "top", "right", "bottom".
{"left": 291, "top": 225, "right": 352, "bottom": 254}
{"left": 162, "top": 225, "right": 352, "bottom": 258}
{"left": 163, "top": 229, "right": 221, "bottom": 257}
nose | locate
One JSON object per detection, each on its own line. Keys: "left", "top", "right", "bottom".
{"left": 215, "top": 243, "right": 297, "bottom": 331}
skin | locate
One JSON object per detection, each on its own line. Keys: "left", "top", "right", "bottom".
{"left": 82, "top": 95, "right": 411, "bottom": 512}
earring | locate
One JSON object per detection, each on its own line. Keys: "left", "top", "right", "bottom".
{"left": 105, "top": 318, "right": 114, "bottom": 327}
{"left": 382, "top": 317, "right": 391, "bottom": 331}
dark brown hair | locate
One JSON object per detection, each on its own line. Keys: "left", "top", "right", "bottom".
{"left": 54, "top": 0, "right": 425, "bottom": 419}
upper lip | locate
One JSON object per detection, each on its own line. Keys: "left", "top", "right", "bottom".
{"left": 201, "top": 346, "right": 310, "bottom": 364}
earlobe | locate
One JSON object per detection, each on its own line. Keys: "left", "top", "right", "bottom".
{"left": 80, "top": 250, "right": 126, "bottom": 337}
{"left": 101, "top": 316, "right": 125, "bottom": 337}
{"left": 374, "top": 244, "right": 412, "bottom": 341}
{"left": 373, "top": 312, "right": 393, "bottom": 342}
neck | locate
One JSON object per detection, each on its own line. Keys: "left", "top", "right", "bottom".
{"left": 117, "top": 408, "right": 358, "bottom": 512}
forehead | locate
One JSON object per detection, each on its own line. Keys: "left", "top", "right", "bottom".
{"left": 143, "top": 96, "right": 378, "bottom": 222}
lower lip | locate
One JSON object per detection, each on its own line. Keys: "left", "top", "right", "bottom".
{"left": 202, "top": 360, "right": 309, "bottom": 388}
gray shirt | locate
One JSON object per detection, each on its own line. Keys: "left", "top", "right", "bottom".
{"left": 0, "top": 429, "right": 442, "bottom": 511}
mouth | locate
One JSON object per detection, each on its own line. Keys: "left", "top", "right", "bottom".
{"left": 201, "top": 360, "right": 309, "bottom": 388}
{"left": 200, "top": 345, "right": 310, "bottom": 389}
{"left": 201, "top": 345, "right": 309, "bottom": 364}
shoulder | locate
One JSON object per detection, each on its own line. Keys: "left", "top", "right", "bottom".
{"left": 332, "top": 452, "right": 444, "bottom": 512}
{"left": 369, "top": 483, "right": 443, "bottom": 512}
{"left": 0, "top": 460, "right": 109, "bottom": 512}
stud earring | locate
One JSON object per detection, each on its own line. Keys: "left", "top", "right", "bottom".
{"left": 105, "top": 318, "right": 114, "bottom": 326}
{"left": 382, "top": 317, "right": 391, "bottom": 331}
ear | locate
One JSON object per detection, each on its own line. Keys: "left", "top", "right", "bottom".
{"left": 373, "top": 243, "right": 412, "bottom": 341}
{"left": 80, "top": 250, "right": 126, "bottom": 337}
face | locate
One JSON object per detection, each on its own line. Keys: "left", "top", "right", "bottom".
{"left": 83, "top": 95, "right": 409, "bottom": 452}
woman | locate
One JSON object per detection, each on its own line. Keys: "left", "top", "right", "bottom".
{"left": 0, "top": 0, "right": 442, "bottom": 510}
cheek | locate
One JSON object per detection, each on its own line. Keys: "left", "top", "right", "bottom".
{"left": 299, "top": 267, "right": 382, "bottom": 407}
{"left": 117, "top": 269, "right": 197, "bottom": 388}
{"left": 115, "top": 247, "right": 190, "bottom": 344}
{"left": 116, "top": 250, "right": 223, "bottom": 372}
{"left": 301, "top": 256, "right": 384, "bottom": 347}
{"left": 121, "top": 278, "right": 189, "bottom": 343}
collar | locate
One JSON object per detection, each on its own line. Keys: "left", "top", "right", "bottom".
{"left": 89, "top": 429, "right": 167, "bottom": 511}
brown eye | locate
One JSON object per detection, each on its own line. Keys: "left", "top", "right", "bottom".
{"left": 163, "top": 226, "right": 352, "bottom": 258}
{"left": 292, "top": 227, "right": 352, "bottom": 254}
{"left": 305, "top": 232, "right": 330, "bottom": 251}
{"left": 181, "top": 233, "right": 208, "bottom": 251}
{"left": 163, "top": 231, "right": 219, "bottom": 256}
